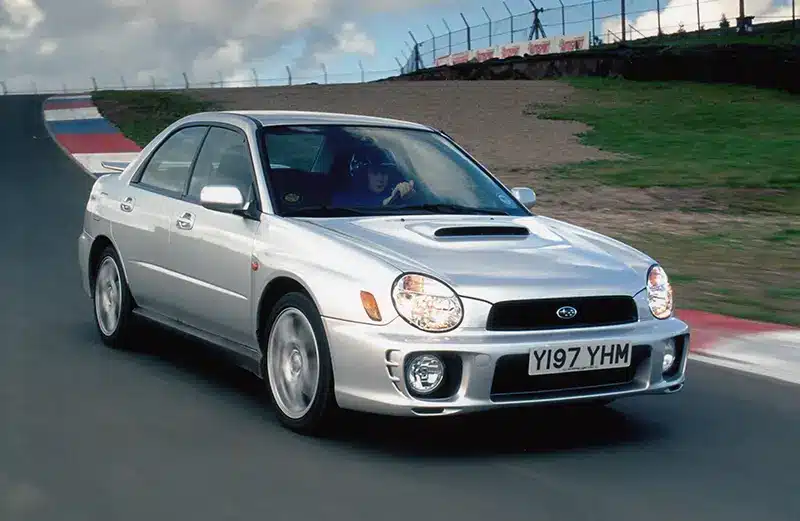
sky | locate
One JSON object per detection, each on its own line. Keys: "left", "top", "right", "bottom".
{"left": 1, "top": 0, "right": 797, "bottom": 94}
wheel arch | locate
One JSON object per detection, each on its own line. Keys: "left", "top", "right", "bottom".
{"left": 256, "top": 274, "right": 321, "bottom": 350}
{"left": 88, "top": 235, "right": 135, "bottom": 305}
{"left": 88, "top": 235, "right": 115, "bottom": 291}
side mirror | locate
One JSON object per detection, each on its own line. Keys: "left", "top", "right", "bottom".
{"left": 511, "top": 187, "right": 536, "bottom": 209}
{"left": 200, "top": 185, "right": 245, "bottom": 213}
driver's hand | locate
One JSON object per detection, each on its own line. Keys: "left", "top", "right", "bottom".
{"left": 382, "top": 180, "right": 415, "bottom": 206}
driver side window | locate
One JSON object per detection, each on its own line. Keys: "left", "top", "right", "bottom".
{"left": 186, "top": 127, "right": 255, "bottom": 203}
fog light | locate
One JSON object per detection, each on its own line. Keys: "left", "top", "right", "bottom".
{"left": 662, "top": 339, "right": 677, "bottom": 373}
{"left": 406, "top": 354, "right": 445, "bottom": 395}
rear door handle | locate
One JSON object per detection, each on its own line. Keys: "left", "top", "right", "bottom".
{"left": 176, "top": 211, "right": 195, "bottom": 230}
{"left": 120, "top": 196, "right": 135, "bottom": 212}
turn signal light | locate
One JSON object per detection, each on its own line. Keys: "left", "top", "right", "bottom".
{"left": 360, "top": 291, "right": 382, "bottom": 321}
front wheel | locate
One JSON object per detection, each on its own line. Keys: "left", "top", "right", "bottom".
{"left": 92, "top": 246, "right": 135, "bottom": 349}
{"left": 262, "top": 292, "right": 339, "bottom": 436}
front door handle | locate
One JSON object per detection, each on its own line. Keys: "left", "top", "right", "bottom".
{"left": 120, "top": 196, "right": 135, "bottom": 212}
{"left": 176, "top": 211, "right": 195, "bottom": 230}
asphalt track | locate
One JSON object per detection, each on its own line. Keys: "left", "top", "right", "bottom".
{"left": 1, "top": 94, "right": 798, "bottom": 521}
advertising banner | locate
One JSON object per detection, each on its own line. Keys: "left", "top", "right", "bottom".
{"left": 433, "top": 33, "right": 591, "bottom": 68}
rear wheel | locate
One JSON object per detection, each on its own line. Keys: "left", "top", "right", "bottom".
{"left": 262, "top": 292, "right": 339, "bottom": 436}
{"left": 92, "top": 246, "right": 134, "bottom": 349}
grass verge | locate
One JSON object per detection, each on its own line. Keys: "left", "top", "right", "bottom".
{"left": 93, "top": 90, "right": 219, "bottom": 147}
{"left": 534, "top": 77, "right": 799, "bottom": 326}
{"left": 534, "top": 77, "right": 800, "bottom": 210}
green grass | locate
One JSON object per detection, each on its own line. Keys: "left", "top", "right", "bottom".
{"left": 596, "top": 19, "right": 800, "bottom": 48}
{"left": 93, "top": 90, "right": 218, "bottom": 147}
{"left": 536, "top": 77, "right": 800, "bottom": 213}
{"left": 767, "top": 227, "right": 800, "bottom": 242}
{"left": 603, "top": 30, "right": 800, "bottom": 49}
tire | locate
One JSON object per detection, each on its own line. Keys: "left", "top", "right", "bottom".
{"left": 262, "top": 292, "right": 339, "bottom": 436}
{"left": 92, "top": 246, "right": 135, "bottom": 349}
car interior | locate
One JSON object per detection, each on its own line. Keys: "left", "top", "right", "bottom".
{"left": 265, "top": 136, "right": 416, "bottom": 212}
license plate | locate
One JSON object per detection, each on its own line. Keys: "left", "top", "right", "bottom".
{"left": 528, "top": 342, "right": 632, "bottom": 376}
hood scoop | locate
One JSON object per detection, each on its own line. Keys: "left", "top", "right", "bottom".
{"left": 433, "top": 225, "right": 530, "bottom": 238}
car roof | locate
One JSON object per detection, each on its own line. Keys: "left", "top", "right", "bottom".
{"left": 224, "top": 110, "right": 435, "bottom": 131}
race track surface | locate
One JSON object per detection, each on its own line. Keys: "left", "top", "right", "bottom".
{"left": 1, "top": 94, "right": 798, "bottom": 521}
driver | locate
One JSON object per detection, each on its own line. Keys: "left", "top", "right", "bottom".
{"left": 331, "top": 144, "right": 415, "bottom": 207}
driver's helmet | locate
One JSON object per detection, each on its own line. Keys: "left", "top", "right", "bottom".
{"left": 348, "top": 142, "right": 399, "bottom": 180}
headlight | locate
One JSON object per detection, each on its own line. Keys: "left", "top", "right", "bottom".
{"left": 646, "top": 264, "right": 673, "bottom": 319}
{"left": 391, "top": 273, "right": 463, "bottom": 332}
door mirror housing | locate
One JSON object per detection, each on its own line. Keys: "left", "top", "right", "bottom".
{"left": 200, "top": 185, "right": 246, "bottom": 213}
{"left": 511, "top": 187, "right": 536, "bottom": 209}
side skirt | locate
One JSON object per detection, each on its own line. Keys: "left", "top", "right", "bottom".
{"left": 132, "top": 307, "right": 264, "bottom": 378}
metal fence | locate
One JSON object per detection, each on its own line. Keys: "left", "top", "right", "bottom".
{"left": 399, "top": 0, "right": 799, "bottom": 73}
{"left": 0, "top": 65, "right": 408, "bottom": 96}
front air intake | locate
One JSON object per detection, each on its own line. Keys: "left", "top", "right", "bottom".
{"left": 434, "top": 226, "right": 529, "bottom": 238}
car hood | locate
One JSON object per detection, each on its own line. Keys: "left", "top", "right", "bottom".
{"left": 297, "top": 214, "right": 654, "bottom": 303}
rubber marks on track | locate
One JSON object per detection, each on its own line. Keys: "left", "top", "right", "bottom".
{"left": 677, "top": 310, "right": 800, "bottom": 385}
{"left": 42, "top": 94, "right": 142, "bottom": 176}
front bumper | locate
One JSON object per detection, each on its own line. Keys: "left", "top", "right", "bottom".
{"left": 324, "top": 306, "right": 690, "bottom": 417}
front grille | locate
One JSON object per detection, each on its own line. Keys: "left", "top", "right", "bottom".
{"left": 486, "top": 295, "right": 638, "bottom": 331}
{"left": 490, "top": 345, "right": 650, "bottom": 401}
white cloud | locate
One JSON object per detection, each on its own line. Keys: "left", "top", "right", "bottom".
{"left": 0, "top": 0, "right": 44, "bottom": 41}
{"left": 221, "top": 69, "right": 258, "bottom": 88}
{"left": 336, "top": 22, "right": 377, "bottom": 55}
{"left": 601, "top": 0, "right": 798, "bottom": 39}
{"left": 0, "top": 0, "right": 449, "bottom": 92}
{"left": 37, "top": 37, "right": 56, "bottom": 54}
{"left": 302, "top": 21, "right": 377, "bottom": 70}
{"left": 764, "top": 3, "right": 799, "bottom": 18}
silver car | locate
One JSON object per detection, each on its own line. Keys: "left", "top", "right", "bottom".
{"left": 78, "top": 110, "right": 690, "bottom": 435}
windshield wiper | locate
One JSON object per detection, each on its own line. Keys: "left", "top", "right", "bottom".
{"left": 281, "top": 206, "right": 372, "bottom": 217}
{"left": 393, "top": 203, "right": 509, "bottom": 215}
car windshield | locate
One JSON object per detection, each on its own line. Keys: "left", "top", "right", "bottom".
{"left": 259, "top": 124, "right": 530, "bottom": 217}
